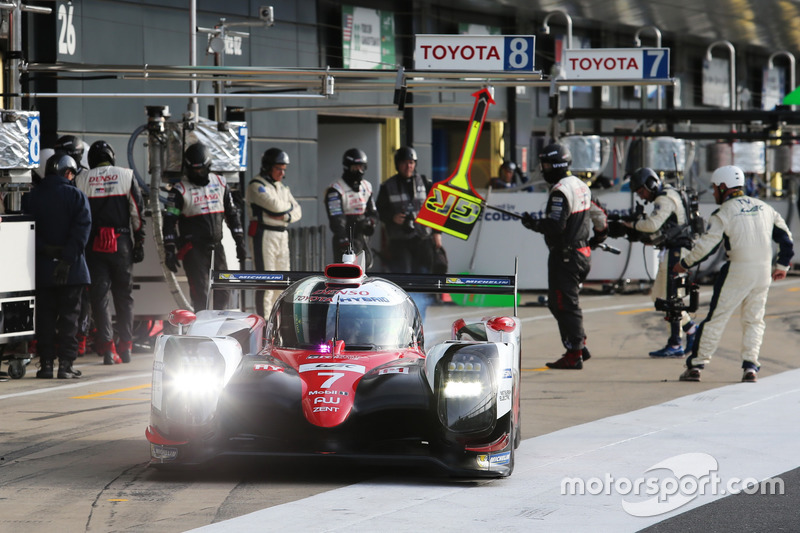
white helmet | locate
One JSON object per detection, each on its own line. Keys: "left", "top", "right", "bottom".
{"left": 711, "top": 165, "right": 744, "bottom": 189}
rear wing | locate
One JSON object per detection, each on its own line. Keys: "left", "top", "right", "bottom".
{"left": 209, "top": 260, "right": 519, "bottom": 316}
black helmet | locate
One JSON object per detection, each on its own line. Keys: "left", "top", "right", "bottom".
{"left": 46, "top": 154, "right": 78, "bottom": 179}
{"left": 87, "top": 140, "right": 116, "bottom": 168}
{"left": 54, "top": 135, "right": 85, "bottom": 164}
{"left": 261, "top": 147, "right": 290, "bottom": 175}
{"left": 342, "top": 148, "right": 368, "bottom": 185}
{"left": 342, "top": 148, "right": 368, "bottom": 169}
{"left": 394, "top": 146, "right": 417, "bottom": 171}
{"left": 500, "top": 160, "right": 517, "bottom": 173}
{"left": 184, "top": 142, "right": 213, "bottom": 186}
{"left": 539, "top": 142, "right": 571, "bottom": 184}
{"left": 629, "top": 167, "right": 661, "bottom": 196}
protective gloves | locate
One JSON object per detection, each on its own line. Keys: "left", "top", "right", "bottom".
{"left": 132, "top": 237, "right": 145, "bottom": 263}
{"left": 164, "top": 243, "right": 180, "bottom": 273}
{"left": 520, "top": 212, "right": 539, "bottom": 232}
{"left": 53, "top": 260, "right": 71, "bottom": 285}
{"left": 234, "top": 236, "right": 247, "bottom": 264}
{"left": 360, "top": 217, "right": 376, "bottom": 236}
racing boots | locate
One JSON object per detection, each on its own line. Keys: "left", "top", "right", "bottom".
{"left": 98, "top": 340, "right": 122, "bottom": 365}
{"left": 649, "top": 344, "right": 685, "bottom": 358}
{"left": 678, "top": 366, "right": 702, "bottom": 382}
{"left": 546, "top": 349, "right": 583, "bottom": 370}
{"left": 57, "top": 359, "right": 82, "bottom": 379}
{"left": 742, "top": 363, "right": 759, "bottom": 383}
{"left": 116, "top": 340, "right": 132, "bottom": 363}
{"left": 36, "top": 359, "right": 54, "bottom": 379}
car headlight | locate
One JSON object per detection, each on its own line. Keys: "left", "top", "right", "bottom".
{"left": 436, "top": 348, "right": 497, "bottom": 434}
{"left": 163, "top": 341, "right": 227, "bottom": 426}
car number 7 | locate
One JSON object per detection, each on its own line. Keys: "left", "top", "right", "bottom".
{"left": 319, "top": 372, "right": 344, "bottom": 388}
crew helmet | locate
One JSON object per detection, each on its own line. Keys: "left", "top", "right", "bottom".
{"left": 539, "top": 142, "right": 571, "bottom": 184}
{"left": 342, "top": 148, "right": 368, "bottom": 169}
{"left": 711, "top": 165, "right": 745, "bottom": 189}
{"left": 394, "top": 146, "right": 417, "bottom": 170}
{"left": 260, "top": 147, "right": 290, "bottom": 175}
{"left": 54, "top": 135, "right": 85, "bottom": 162}
{"left": 45, "top": 154, "right": 78, "bottom": 179}
{"left": 87, "top": 140, "right": 116, "bottom": 168}
{"left": 183, "top": 142, "right": 213, "bottom": 186}
{"left": 629, "top": 167, "right": 661, "bottom": 195}
{"left": 500, "top": 160, "right": 517, "bottom": 173}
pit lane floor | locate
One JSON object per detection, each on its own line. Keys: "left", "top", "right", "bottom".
{"left": 1, "top": 275, "right": 798, "bottom": 532}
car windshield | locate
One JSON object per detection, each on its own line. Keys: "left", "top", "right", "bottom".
{"left": 269, "top": 277, "right": 422, "bottom": 350}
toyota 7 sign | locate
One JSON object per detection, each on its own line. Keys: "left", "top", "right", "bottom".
{"left": 563, "top": 48, "right": 669, "bottom": 80}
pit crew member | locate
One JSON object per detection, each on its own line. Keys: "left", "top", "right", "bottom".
{"left": 673, "top": 165, "right": 794, "bottom": 382}
{"left": 246, "top": 147, "right": 302, "bottom": 316}
{"left": 163, "top": 142, "right": 245, "bottom": 311}
{"left": 325, "top": 148, "right": 378, "bottom": 265}
{"left": 623, "top": 167, "right": 698, "bottom": 358}
{"left": 75, "top": 140, "right": 145, "bottom": 365}
{"left": 520, "top": 142, "right": 607, "bottom": 369}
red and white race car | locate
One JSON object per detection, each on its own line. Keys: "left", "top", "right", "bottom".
{"left": 146, "top": 259, "right": 521, "bottom": 477}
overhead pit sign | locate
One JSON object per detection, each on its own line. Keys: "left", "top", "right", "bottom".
{"left": 414, "top": 34, "right": 535, "bottom": 71}
{"left": 563, "top": 48, "right": 669, "bottom": 80}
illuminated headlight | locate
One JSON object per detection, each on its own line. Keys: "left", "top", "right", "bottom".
{"left": 436, "top": 350, "right": 497, "bottom": 434}
{"left": 443, "top": 380, "right": 483, "bottom": 398}
{"left": 163, "top": 342, "right": 227, "bottom": 425}
{"left": 172, "top": 369, "right": 223, "bottom": 395}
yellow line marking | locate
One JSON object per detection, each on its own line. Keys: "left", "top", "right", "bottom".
{"left": 617, "top": 308, "right": 654, "bottom": 315}
{"left": 108, "top": 499, "right": 129, "bottom": 502}
{"left": 71, "top": 384, "right": 151, "bottom": 399}
{"left": 523, "top": 367, "right": 550, "bottom": 372}
{"left": 788, "top": 287, "right": 799, "bottom": 292}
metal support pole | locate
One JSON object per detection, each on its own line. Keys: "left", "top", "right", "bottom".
{"left": 634, "top": 25, "right": 663, "bottom": 109}
{"left": 542, "top": 10, "right": 573, "bottom": 133}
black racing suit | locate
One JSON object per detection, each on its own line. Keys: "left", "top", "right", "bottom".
{"left": 325, "top": 175, "right": 378, "bottom": 265}
{"left": 163, "top": 174, "right": 243, "bottom": 311}
{"left": 376, "top": 172, "right": 437, "bottom": 274}
{"left": 75, "top": 164, "right": 145, "bottom": 354}
{"left": 525, "top": 175, "right": 606, "bottom": 352}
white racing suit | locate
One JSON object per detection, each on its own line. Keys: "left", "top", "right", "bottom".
{"left": 679, "top": 193, "right": 794, "bottom": 369}
{"left": 633, "top": 186, "right": 693, "bottom": 340}
{"left": 246, "top": 175, "right": 302, "bottom": 316}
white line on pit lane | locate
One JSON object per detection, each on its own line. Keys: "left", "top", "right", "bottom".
{"left": 0, "top": 372, "right": 152, "bottom": 401}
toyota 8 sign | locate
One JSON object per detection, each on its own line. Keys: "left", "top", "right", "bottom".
{"left": 414, "top": 35, "right": 536, "bottom": 72}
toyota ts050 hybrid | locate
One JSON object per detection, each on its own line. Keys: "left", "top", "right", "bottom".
{"left": 146, "top": 257, "right": 521, "bottom": 477}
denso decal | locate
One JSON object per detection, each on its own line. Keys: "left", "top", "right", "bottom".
{"left": 253, "top": 363, "right": 284, "bottom": 372}
{"left": 299, "top": 363, "right": 366, "bottom": 374}
{"left": 378, "top": 367, "right": 410, "bottom": 375}
{"left": 89, "top": 174, "right": 119, "bottom": 183}
{"left": 192, "top": 192, "right": 221, "bottom": 204}
{"left": 490, "top": 452, "right": 511, "bottom": 465}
